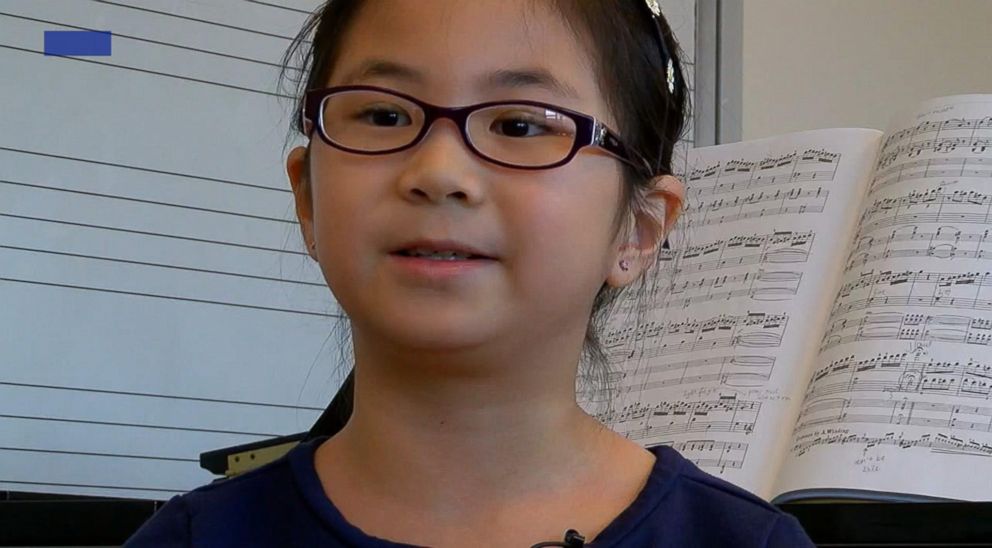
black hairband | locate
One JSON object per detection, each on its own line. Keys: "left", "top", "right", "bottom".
{"left": 643, "top": 0, "right": 676, "bottom": 94}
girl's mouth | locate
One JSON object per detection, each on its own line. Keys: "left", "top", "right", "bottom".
{"left": 393, "top": 249, "right": 487, "bottom": 260}
{"left": 388, "top": 251, "right": 497, "bottom": 281}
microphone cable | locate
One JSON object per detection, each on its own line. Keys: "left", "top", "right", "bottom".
{"left": 530, "top": 528, "right": 586, "bottom": 547}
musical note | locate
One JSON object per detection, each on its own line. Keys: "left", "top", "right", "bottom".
{"left": 856, "top": 188, "right": 992, "bottom": 235}
{"left": 878, "top": 137, "right": 992, "bottom": 169}
{"left": 687, "top": 149, "right": 840, "bottom": 198}
{"left": 665, "top": 230, "right": 814, "bottom": 275}
{"left": 601, "top": 395, "right": 761, "bottom": 440}
{"left": 881, "top": 115, "right": 992, "bottom": 151}
{"left": 872, "top": 156, "right": 992, "bottom": 194}
{"left": 803, "top": 351, "right": 992, "bottom": 400}
{"left": 686, "top": 187, "right": 829, "bottom": 226}
{"left": 604, "top": 311, "right": 789, "bottom": 357}
{"left": 655, "top": 439, "right": 749, "bottom": 473}
{"left": 580, "top": 354, "right": 776, "bottom": 391}
{"left": 792, "top": 430, "right": 992, "bottom": 458}
{"left": 617, "top": 269, "right": 803, "bottom": 312}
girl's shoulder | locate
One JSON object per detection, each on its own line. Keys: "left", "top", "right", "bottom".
{"left": 628, "top": 444, "right": 814, "bottom": 547}
{"left": 123, "top": 438, "right": 345, "bottom": 547}
{"left": 122, "top": 437, "right": 813, "bottom": 547}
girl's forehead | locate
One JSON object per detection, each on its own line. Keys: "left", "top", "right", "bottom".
{"left": 328, "top": 0, "right": 603, "bottom": 109}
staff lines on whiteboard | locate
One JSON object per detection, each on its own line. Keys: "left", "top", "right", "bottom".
{"left": 91, "top": 0, "right": 301, "bottom": 41}
{"left": 2, "top": 179, "right": 295, "bottom": 226}
{"left": 0, "top": 213, "right": 304, "bottom": 256}
{"left": 0, "top": 43, "right": 293, "bottom": 99}
{"left": 0, "top": 146, "right": 290, "bottom": 194}
{"left": 0, "top": 245, "right": 325, "bottom": 288}
{"left": 0, "top": 477, "right": 186, "bottom": 496}
{"left": 0, "top": 412, "right": 281, "bottom": 439}
{"left": 0, "top": 379, "right": 324, "bottom": 411}
{"left": 0, "top": 11, "right": 303, "bottom": 73}
{"left": 244, "top": 0, "right": 314, "bottom": 16}
{"left": 0, "top": 277, "right": 340, "bottom": 318}
{"left": 4, "top": 445, "right": 190, "bottom": 468}
{"left": 3, "top": 40, "right": 695, "bottom": 104}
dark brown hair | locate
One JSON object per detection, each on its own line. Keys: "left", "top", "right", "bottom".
{"left": 279, "top": 0, "right": 691, "bottom": 421}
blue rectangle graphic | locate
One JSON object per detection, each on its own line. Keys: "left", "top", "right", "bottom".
{"left": 44, "top": 30, "right": 112, "bottom": 56}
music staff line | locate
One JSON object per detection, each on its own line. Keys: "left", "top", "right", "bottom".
{"left": 606, "top": 312, "right": 789, "bottom": 344}
{"left": 688, "top": 187, "right": 829, "bottom": 218}
{"left": 851, "top": 227, "right": 992, "bottom": 255}
{"left": 854, "top": 186, "right": 992, "bottom": 242}
{"left": 686, "top": 148, "right": 840, "bottom": 199}
{"left": 846, "top": 226, "right": 992, "bottom": 270}
{"left": 878, "top": 137, "right": 992, "bottom": 169}
{"left": 840, "top": 269, "right": 992, "bottom": 296}
{"left": 881, "top": 116, "right": 992, "bottom": 151}
{"left": 846, "top": 244, "right": 992, "bottom": 271}
{"left": 620, "top": 269, "right": 803, "bottom": 311}
{"left": 861, "top": 188, "right": 992, "bottom": 216}
{"left": 858, "top": 211, "right": 992, "bottom": 237}
{"left": 795, "top": 396, "right": 992, "bottom": 434}
{"left": 588, "top": 354, "right": 777, "bottom": 392}
{"left": 832, "top": 294, "right": 992, "bottom": 317}
{"left": 605, "top": 312, "right": 788, "bottom": 360}
{"left": 805, "top": 351, "right": 992, "bottom": 401}
{"left": 830, "top": 268, "right": 992, "bottom": 315}
{"left": 661, "top": 230, "right": 814, "bottom": 276}
{"left": 792, "top": 430, "right": 992, "bottom": 458}
{"left": 871, "top": 156, "right": 992, "bottom": 195}
{"left": 655, "top": 439, "right": 748, "bottom": 472}
{"left": 606, "top": 331, "right": 785, "bottom": 362}
{"left": 821, "top": 311, "right": 992, "bottom": 353}
{"left": 689, "top": 204, "right": 826, "bottom": 227}
{"left": 605, "top": 395, "right": 762, "bottom": 440}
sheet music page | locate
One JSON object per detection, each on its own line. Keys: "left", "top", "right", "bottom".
{"left": 775, "top": 95, "right": 992, "bottom": 501}
{"left": 580, "top": 128, "right": 883, "bottom": 499}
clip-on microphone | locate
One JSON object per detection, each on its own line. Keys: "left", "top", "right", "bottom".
{"left": 529, "top": 528, "right": 586, "bottom": 548}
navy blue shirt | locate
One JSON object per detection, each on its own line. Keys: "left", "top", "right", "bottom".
{"left": 125, "top": 435, "right": 814, "bottom": 547}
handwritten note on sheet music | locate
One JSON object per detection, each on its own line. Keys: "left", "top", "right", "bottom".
{"left": 0, "top": 0, "right": 699, "bottom": 501}
{"left": 778, "top": 96, "right": 992, "bottom": 500}
{"left": 583, "top": 129, "right": 883, "bottom": 499}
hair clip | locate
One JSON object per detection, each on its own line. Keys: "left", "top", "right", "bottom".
{"left": 665, "top": 58, "right": 675, "bottom": 95}
{"left": 643, "top": 0, "right": 676, "bottom": 95}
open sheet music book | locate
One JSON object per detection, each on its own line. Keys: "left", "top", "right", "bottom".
{"left": 581, "top": 94, "right": 992, "bottom": 504}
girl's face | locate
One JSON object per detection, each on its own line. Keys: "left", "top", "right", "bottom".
{"left": 289, "top": 0, "right": 658, "bottom": 353}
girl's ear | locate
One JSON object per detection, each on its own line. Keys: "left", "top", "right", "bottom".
{"left": 287, "top": 146, "right": 319, "bottom": 261}
{"left": 606, "top": 174, "right": 685, "bottom": 288}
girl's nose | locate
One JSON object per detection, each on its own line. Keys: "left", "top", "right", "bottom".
{"left": 395, "top": 117, "right": 487, "bottom": 206}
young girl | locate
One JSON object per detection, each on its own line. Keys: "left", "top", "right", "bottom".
{"left": 127, "top": 1, "right": 814, "bottom": 546}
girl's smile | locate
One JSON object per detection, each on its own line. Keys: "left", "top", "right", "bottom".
{"left": 387, "top": 243, "right": 499, "bottom": 285}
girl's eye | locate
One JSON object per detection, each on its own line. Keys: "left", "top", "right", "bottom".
{"left": 490, "top": 116, "right": 552, "bottom": 138}
{"left": 355, "top": 104, "right": 411, "bottom": 127}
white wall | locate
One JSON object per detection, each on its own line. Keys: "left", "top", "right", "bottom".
{"left": 741, "top": 0, "right": 992, "bottom": 140}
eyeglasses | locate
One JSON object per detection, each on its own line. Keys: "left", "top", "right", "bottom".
{"left": 300, "top": 85, "right": 651, "bottom": 173}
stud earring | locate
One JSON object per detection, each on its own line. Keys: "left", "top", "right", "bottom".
{"left": 619, "top": 260, "right": 630, "bottom": 272}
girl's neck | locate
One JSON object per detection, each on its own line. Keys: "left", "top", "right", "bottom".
{"left": 319, "top": 323, "right": 645, "bottom": 527}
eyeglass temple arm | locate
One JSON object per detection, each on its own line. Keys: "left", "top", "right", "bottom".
{"left": 592, "top": 121, "right": 672, "bottom": 249}
{"left": 592, "top": 121, "right": 655, "bottom": 177}
{"left": 300, "top": 104, "right": 314, "bottom": 136}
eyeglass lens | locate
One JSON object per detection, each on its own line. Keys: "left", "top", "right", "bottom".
{"left": 319, "top": 89, "right": 578, "bottom": 167}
